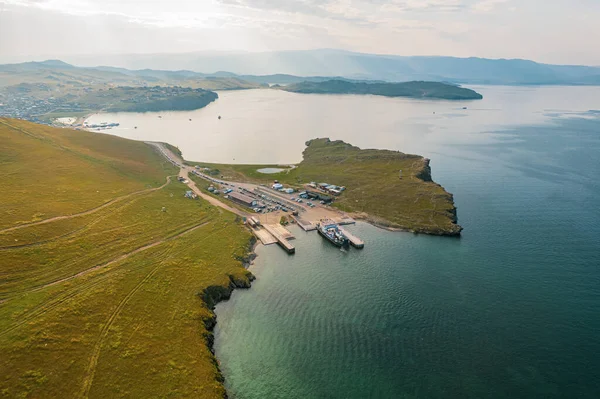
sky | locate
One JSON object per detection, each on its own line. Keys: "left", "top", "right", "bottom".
{"left": 0, "top": 0, "right": 599, "bottom": 65}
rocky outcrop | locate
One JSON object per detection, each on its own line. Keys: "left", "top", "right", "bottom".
{"left": 415, "top": 158, "right": 433, "bottom": 182}
{"left": 197, "top": 237, "right": 257, "bottom": 398}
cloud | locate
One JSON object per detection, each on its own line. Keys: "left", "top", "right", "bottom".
{"left": 471, "top": 0, "right": 510, "bottom": 13}
{"left": 1, "top": 0, "right": 600, "bottom": 65}
{"left": 381, "top": 0, "right": 468, "bottom": 13}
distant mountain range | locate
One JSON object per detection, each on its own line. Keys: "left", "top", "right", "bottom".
{"left": 0, "top": 59, "right": 334, "bottom": 88}
{"left": 50, "top": 49, "right": 600, "bottom": 86}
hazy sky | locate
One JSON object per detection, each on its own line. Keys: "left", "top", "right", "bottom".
{"left": 1, "top": 0, "right": 598, "bottom": 65}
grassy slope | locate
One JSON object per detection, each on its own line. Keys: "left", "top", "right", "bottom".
{"left": 0, "top": 120, "right": 253, "bottom": 398}
{"left": 0, "top": 118, "right": 172, "bottom": 229}
{"left": 296, "top": 139, "right": 461, "bottom": 234}
{"left": 185, "top": 160, "right": 294, "bottom": 183}
{"left": 187, "top": 139, "right": 461, "bottom": 235}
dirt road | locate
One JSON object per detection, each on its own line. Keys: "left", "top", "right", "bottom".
{"left": 146, "top": 142, "right": 248, "bottom": 218}
{"left": 146, "top": 141, "right": 352, "bottom": 225}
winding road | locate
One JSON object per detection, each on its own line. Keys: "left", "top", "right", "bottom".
{"left": 146, "top": 142, "right": 248, "bottom": 217}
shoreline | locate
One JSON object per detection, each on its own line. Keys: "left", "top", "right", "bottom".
{"left": 349, "top": 212, "right": 463, "bottom": 237}
{"left": 146, "top": 137, "right": 462, "bottom": 238}
{"left": 201, "top": 236, "right": 259, "bottom": 398}
{"left": 86, "top": 128, "right": 459, "bottom": 396}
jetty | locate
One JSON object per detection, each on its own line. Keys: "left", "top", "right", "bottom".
{"left": 252, "top": 227, "right": 277, "bottom": 245}
{"left": 338, "top": 227, "right": 364, "bottom": 249}
{"left": 266, "top": 224, "right": 295, "bottom": 240}
{"left": 292, "top": 215, "right": 317, "bottom": 231}
{"left": 335, "top": 217, "right": 356, "bottom": 225}
{"left": 263, "top": 224, "right": 295, "bottom": 254}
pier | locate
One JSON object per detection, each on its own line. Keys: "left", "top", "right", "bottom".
{"left": 266, "top": 224, "right": 295, "bottom": 240}
{"left": 335, "top": 217, "right": 356, "bottom": 225}
{"left": 292, "top": 215, "right": 317, "bottom": 231}
{"left": 252, "top": 227, "right": 277, "bottom": 245}
{"left": 338, "top": 227, "right": 364, "bottom": 249}
{"left": 263, "top": 224, "right": 295, "bottom": 254}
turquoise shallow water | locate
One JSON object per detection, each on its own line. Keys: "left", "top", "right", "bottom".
{"left": 214, "top": 113, "right": 600, "bottom": 397}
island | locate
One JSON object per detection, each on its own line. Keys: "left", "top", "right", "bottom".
{"left": 281, "top": 79, "right": 483, "bottom": 100}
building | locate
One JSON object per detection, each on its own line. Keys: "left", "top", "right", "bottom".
{"left": 228, "top": 191, "right": 258, "bottom": 207}
{"left": 306, "top": 190, "right": 333, "bottom": 203}
{"left": 272, "top": 183, "right": 284, "bottom": 190}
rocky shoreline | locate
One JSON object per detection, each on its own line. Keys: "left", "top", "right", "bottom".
{"left": 351, "top": 212, "right": 463, "bottom": 236}
{"left": 200, "top": 237, "right": 258, "bottom": 398}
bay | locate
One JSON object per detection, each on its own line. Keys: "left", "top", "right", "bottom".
{"left": 89, "top": 86, "right": 600, "bottom": 398}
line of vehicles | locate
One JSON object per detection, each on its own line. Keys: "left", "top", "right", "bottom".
{"left": 244, "top": 188, "right": 299, "bottom": 214}
{"left": 292, "top": 190, "right": 328, "bottom": 208}
{"left": 190, "top": 168, "right": 364, "bottom": 250}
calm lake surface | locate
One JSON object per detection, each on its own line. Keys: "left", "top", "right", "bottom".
{"left": 91, "top": 87, "right": 600, "bottom": 398}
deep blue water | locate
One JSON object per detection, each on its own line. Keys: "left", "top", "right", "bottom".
{"left": 213, "top": 90, "right": 600, "bottom": 398}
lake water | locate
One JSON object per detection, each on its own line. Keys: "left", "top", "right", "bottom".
{"left": 256, "top": 168, "right": 287, "bottom": 174}
{"left": 87, "top": 86, "right": 600, "bottom": 164}
{"left": 90, "top": 87, "right": 600, "bottom": 398}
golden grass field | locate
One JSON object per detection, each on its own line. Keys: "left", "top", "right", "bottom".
{"left": 0, "top": 118, "right": 253, "bottom": 398}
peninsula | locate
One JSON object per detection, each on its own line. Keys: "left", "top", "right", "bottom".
{"left": 186, "top": 138, "right": 462, "bottom": 236}
{"left": 281, "top": 79, "right": 483, "bottom": 100}
{"left": 101, "top": 86, "right": 218, "bottom": 112}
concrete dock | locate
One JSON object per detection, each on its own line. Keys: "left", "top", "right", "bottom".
{"left": 252, "top": 227, "right": 277, "bottom": 245}
{"left": 338, "top": 227, "right": 364, "bottom": 249}
{"left": 292, "top": 216, "right": 317, "bottom": 231}
{"left": 335, "top": 217, "right": 356, "bottom": 225}
{"left": 263, "top": 224, "right": 295, "bottom": 254}
{"left": 266, "top": 224, "right": 295, "bottom": 240}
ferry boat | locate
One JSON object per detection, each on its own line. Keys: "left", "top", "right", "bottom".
{"left": 317, "top": 219, "right": 349, "bottom": 248}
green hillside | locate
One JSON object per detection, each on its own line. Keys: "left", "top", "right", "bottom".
{"left": 0, "top": 119, "right": 252, "bottom": 398}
